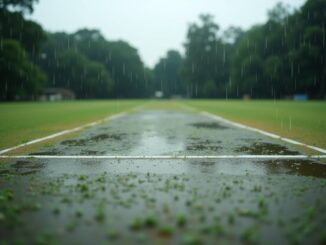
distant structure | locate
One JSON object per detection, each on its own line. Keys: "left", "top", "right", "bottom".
{"left": 154, "top": 91, "right": 164, "bottom": 99}
{"left": 293, "top": 94, "right": 308, "bottom": 101}
{"left": 39, "top": 88, "right": 75, "bottom": 101}
{"left": 242, "top": 94, "right": 251, "bottom": 100}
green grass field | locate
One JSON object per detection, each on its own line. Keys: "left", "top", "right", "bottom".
{"left": 0, "top": 99, "right": 325, "bottom": 151}
{"left": 0, "top": 100, "right": 144, "bottom": 150}
{"left": 181, "top": 100, "right": 326, "bottom": 149}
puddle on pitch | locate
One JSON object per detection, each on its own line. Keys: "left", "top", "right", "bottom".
{"left": 61, "top": 133, "right": 127, "bottom": 146}
{"left": 235, "top": 142, "right": 300, "bottom": 155}
{"left": 0, "top": 160, "right": 44, "bottom": 176}
{"left": 128, "top": 127, "right": 185, "bottom": 156}
{"left": 258, "top": 159, "right": 326, "bottom": 178}
{"left": 189, "top": 121, "right": 228, "bottom": 130}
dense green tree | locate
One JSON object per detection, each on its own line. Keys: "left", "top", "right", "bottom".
{"left": 182, "top": 14, "right": 231, "bottom": 98}
{"left": 37, "top": 32, "right": 74, "bottom": 86}
{"left": 229, "top": 0, "right": 325, "bottom": 99}
{"left": 230, "top": 25, "right": 267, "bottom": 97}
{"left": 51, "top": 49, "right": 113, "bottom": 99}
{"left": 0, "top": 9, "right": 46, "bottom": 57}
{"left": 2, "top": 0, "right": 324, "bottom": 100}
{"left": 104, "top": 40, "right": 147, "bottom": 98}
{"left": 0, "top": 39, "right": 46, "bottom": 100}
{"left": 153, "top": 50, "right": 185, "bottom": 97}
{"left": 285, "top": 0, "right": 326, "bottom": 98}
{"left": 223, "top": 26, "right": 243, "bottom": 44}
{"left": 38, "top": 29, "right": 152, "bottom": 98}
{"left": 180, "top": 1, "right": 325, "bottom": 99}
{"left": 38, "top": 31, "right": 113, "bottom": 98}
{"left": 0, "top": 0, "right": 38, "bottom": 13}
{"left": 72, "top": 29, "right": 150, "bottom": 98}
{"left": 143, "top": 67, "right": 155, "bottom": 96}
{"left": 0, "top": 0, "right": 46, "bottom": 101}
{"left": 229, "top": 3, "right": 291, "bottom": 98}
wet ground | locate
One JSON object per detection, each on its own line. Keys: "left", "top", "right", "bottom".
{"left": 0, "top": 109, "right": 325, "bottom": 244}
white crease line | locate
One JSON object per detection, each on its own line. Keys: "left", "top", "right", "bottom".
{"left": 0, "top": 112, "right": 127, "bottom": 155}
{"left": 201, "top": 111, "right": 326, "bottom": 154}
{"left": 0, "top": 155, "right": 325, "bottom": 160}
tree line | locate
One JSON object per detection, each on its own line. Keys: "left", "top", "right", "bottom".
{"left": 0, "top": 0, "right": 325, "bottom": 100}
{"left": 0, "top": 0, "right": 152, "bottom": 100}
{"left": 181, "top": 0, "right": 325, "bottom": 99}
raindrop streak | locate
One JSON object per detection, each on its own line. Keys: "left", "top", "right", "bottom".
{"left": 122, "top": 64, "right": 126, "bottom": 76}
{"left": 265, "top": 38, "right": 268, "bottom": 49}
{"left": 323, "top": 23, "right": 325, "bottom": 48}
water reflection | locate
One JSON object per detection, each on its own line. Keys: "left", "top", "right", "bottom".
{"left": 4, "top": 110, "right": 325, "bottom": 179}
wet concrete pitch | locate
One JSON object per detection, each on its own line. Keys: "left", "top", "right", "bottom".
{"left": 0, "top": 110, "right": 325, "bottom": 244}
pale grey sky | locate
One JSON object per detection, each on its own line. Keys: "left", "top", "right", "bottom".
{"left": 29, "top": 0, "right": 306, "bottom": 68}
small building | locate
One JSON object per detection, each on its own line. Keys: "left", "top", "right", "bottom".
{"left": 293, "top": 94, "right": 308, "bottom": 101}
{"left": 242, "top": 94, "right": 251, "bottom": 100}
{"left": 154, "top": 91, "right": 164, "bottom": 99}
{"left": 40, "top": 88, "right": 75, "bottom": 101}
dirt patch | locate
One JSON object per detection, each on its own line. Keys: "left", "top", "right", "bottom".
{"left": 61, "top": 133, "right": 126, "bottom": 146}
{"left": 29, "top": 150, "right": 61, "bottom": 156}
{"left": 189, "top": 122, "right": 228, "bottom": 130}
{"left": 80, "top": 150, "right": 104, "bottom": 155}
{"left": 167, "top": 136, "right": 176, "bottom": 140}
{"left": 11, "top": 160, "right": 43, "bottom": 169}
{"left": 186, "top": 144, "right": 222, "bottom": 151}
{"left": 188, "top": 137, "right": 200, "bottom": 141}
{"left": 260, "top": 159, "right": 326, "bottom": 178}
{"left": 90, "top": 134, "right": 111, "bottom": 141}
{"left": 236, "top": 142, "right": 300, "bottom": 155}
{"left": 0, "top": 169, "right": 11, "bottom": 176}
{"left": 199, "top": 161, "right": 215, "bottom": 167}
{"left": 0, "top": 160, "right": 44, "bottom": 176}
{"left": 90, "top": 133, "right": 126, "bottom": 141}
{"left": 186, "top": 139, "right": 222, "bottom": 152}
{"left": 60, "top": 138, "right": 87, "bottom": 146}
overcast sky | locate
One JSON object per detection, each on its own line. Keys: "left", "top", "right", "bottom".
{"left": 29, "top": 0, "right": 306, "bottom": 68}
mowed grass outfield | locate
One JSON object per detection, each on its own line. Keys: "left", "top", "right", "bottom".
{"left": 182, "top": 100, "right": 326, "bottom": 149}
{"left": 0, "top": 99, "right": 325, "bottom": 151}
{"left": 0, "top": 100, "right": 144, "bottom": 150}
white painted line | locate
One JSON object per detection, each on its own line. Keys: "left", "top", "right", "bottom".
{"left": 0, "top": 112, "right": 127, "bottom": 155}
{"left": 0, "top": 155, "right": 325, "bottom": 160}
{"left": 201, "top": 111, "right": 326, "bottom": 154}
